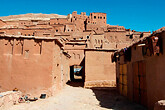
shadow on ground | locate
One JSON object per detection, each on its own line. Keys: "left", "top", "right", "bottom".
{"left": 91, "top": 87, "right": 147, "bottom": 110}
{"left": 66, "top": 79, "right": 84, "bottom": 87}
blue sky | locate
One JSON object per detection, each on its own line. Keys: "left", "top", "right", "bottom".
{"left": 0, "top": 0, "right": 164, "bottom": 32}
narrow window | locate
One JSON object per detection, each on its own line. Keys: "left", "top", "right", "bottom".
{"left": 98, "top": 40, "right": 100, "bottom": 44}
{"left": 95, "top": 39, "right": 97, "bottom": 44}
{"left": 94, "top": 16, "right": 96, "bottom": 19}
{"left": 101, "top": 40, "right": 103, "bottom": 44}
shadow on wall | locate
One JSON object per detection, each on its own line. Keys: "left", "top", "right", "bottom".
{"left": 66, "top": 79, "right": 84, "bottom": 87}
{"left": 91, "top": 87, "right": 147, "bottom": 110}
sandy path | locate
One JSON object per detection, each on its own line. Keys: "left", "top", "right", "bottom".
{"left": 4, "top": 84, "right": 146, "bottom": 110}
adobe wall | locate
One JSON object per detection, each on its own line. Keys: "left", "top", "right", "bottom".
{"left": 61, "top": 53, "right": 70, "bottom": 86}
{"left": 0, "top": 36, "right": 67, "bottom": 97}
{"left": 0, "top": 20, "right": 6, "bottom": 27}
{"left": 84, "top": 50, "right": 116, "bottom": 88}
{"left": 116, "top": 31, "right": 165, "bottom": 109}
{"left": 50, "top": 18, "right": 69, "bottom": 25}
{"left": 67, "top": 49, "right": 84, "bottom": 66}
{"left": 88, "top": 34, "right": 104, "bottom": 49}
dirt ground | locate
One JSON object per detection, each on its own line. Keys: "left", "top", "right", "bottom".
{"left": 4, "top": 82, "right": 147, "bottom": 110}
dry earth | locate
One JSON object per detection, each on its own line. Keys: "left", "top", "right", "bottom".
{"left": 3, "top": 82, "right": 147, "bottom": 110}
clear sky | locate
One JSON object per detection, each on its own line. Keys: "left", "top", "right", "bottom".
{"left": 0, "top": 0, "right": 164, "bottom": 32}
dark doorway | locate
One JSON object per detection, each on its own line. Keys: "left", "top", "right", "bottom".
{"left": 70, "top": 65, "right": 83, "bottom": 81}
{"left": 67, "top": 65, "right": 84, "bottom": 87}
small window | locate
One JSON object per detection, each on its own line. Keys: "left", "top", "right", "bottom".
{"left": 98, "top": 16, "right": 100, "bottom": 19}
{"left": 130, "top": 35, "right": 133, "bottom": 39}
{"left": 68, "top": 29, "right": 69, "bottom": 31}
{"left": 86, "top": 36, "right": 90, "bottom": 39}
{"left": 101, "top": 40, "right": 103, "bottom": 44}
{"left": 56, "top": 30, "right": 58, "bottom": 32}
{"left": 98, "top": 40, "right": 100, "bottom": 44}
{"left": 104, "top": 17, "right": 105, "bottom": 19}
{"left": 100, "top": 17, "right": 102, "bottom": 19}
{"left": 94, "top": 16, "right": 96, "bottom": 19}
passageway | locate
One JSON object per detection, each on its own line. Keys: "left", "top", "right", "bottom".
{"left": 68, "top": 65, "right": 84, "bottom": 87}
{"left": 7, "top": 85, "right": 147, "bottom": 110}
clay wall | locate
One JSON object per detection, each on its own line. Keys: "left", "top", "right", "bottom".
{"left": 38, "top": 20, "right": 50, "bottom": 25}
{"left": 89, "top": 13, "right": 106, "bottom": 26}
{"left": 116, "top": 31, "right": 165, "bottom": 109}
{"left": 35, "top": 30, "right": 54, "bottom": 37}
{"left": 67, "top": 49, "right": 84, "bottom": 66}
{"left": 0, "top": 36, "right": 67, "bottom": 97}
{"left": 64, "top": 24, "right": 75, "bottom": 32}
{"left": 50, "top": 18, "right": 69, "bottom": 25}
{"left": 86, "top": 13, "right": 106, "bottom": 31}
{"left": 53, "top": 25, "right": 65, "bottom": 33}
{"left": 5, "top": 21, "right": 19, "bottom": 28}
{"left": 0, "top": 20, "right": 6, "bottom": 27}
{"left": 71, "top": 11, "right": 87, "bottom": 32}
{"left": 84, "top": 50, "right": 116, "bottom": 88}
{"left": 88, "top": 34, "right": 104, "bottom": 49}
{"left": 19, "top": 20, "right": 33, "bottom": 26}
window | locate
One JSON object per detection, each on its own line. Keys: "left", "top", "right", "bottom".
{"left": 98, "top": 40, "right": 100, "bottom": 44}
{"left": 56, "top": 30, "right": 58, "bottom": 32}
{"left": 86, "top": 36, "right": 90, "bottom": 39}
{"left": 101, "top": 40, "right": 103, "bottom": 44}
{"left": 98, "top": 16, "right": 100, "bottom": 19}
{"left": 104, "top": 17, "right": 105, "bottom": 19}
{"left": 94, "top": 16, "right": 96, "bottom": 19}
{"left": 100, "top": 17, "right": 102, "bottom": 19}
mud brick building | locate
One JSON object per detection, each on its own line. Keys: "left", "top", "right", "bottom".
{"left": 113, "top": 27, "right": 165, "bottom": 109}
{"left": 0, "top": 11, "right": 153, "bottom": 104}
